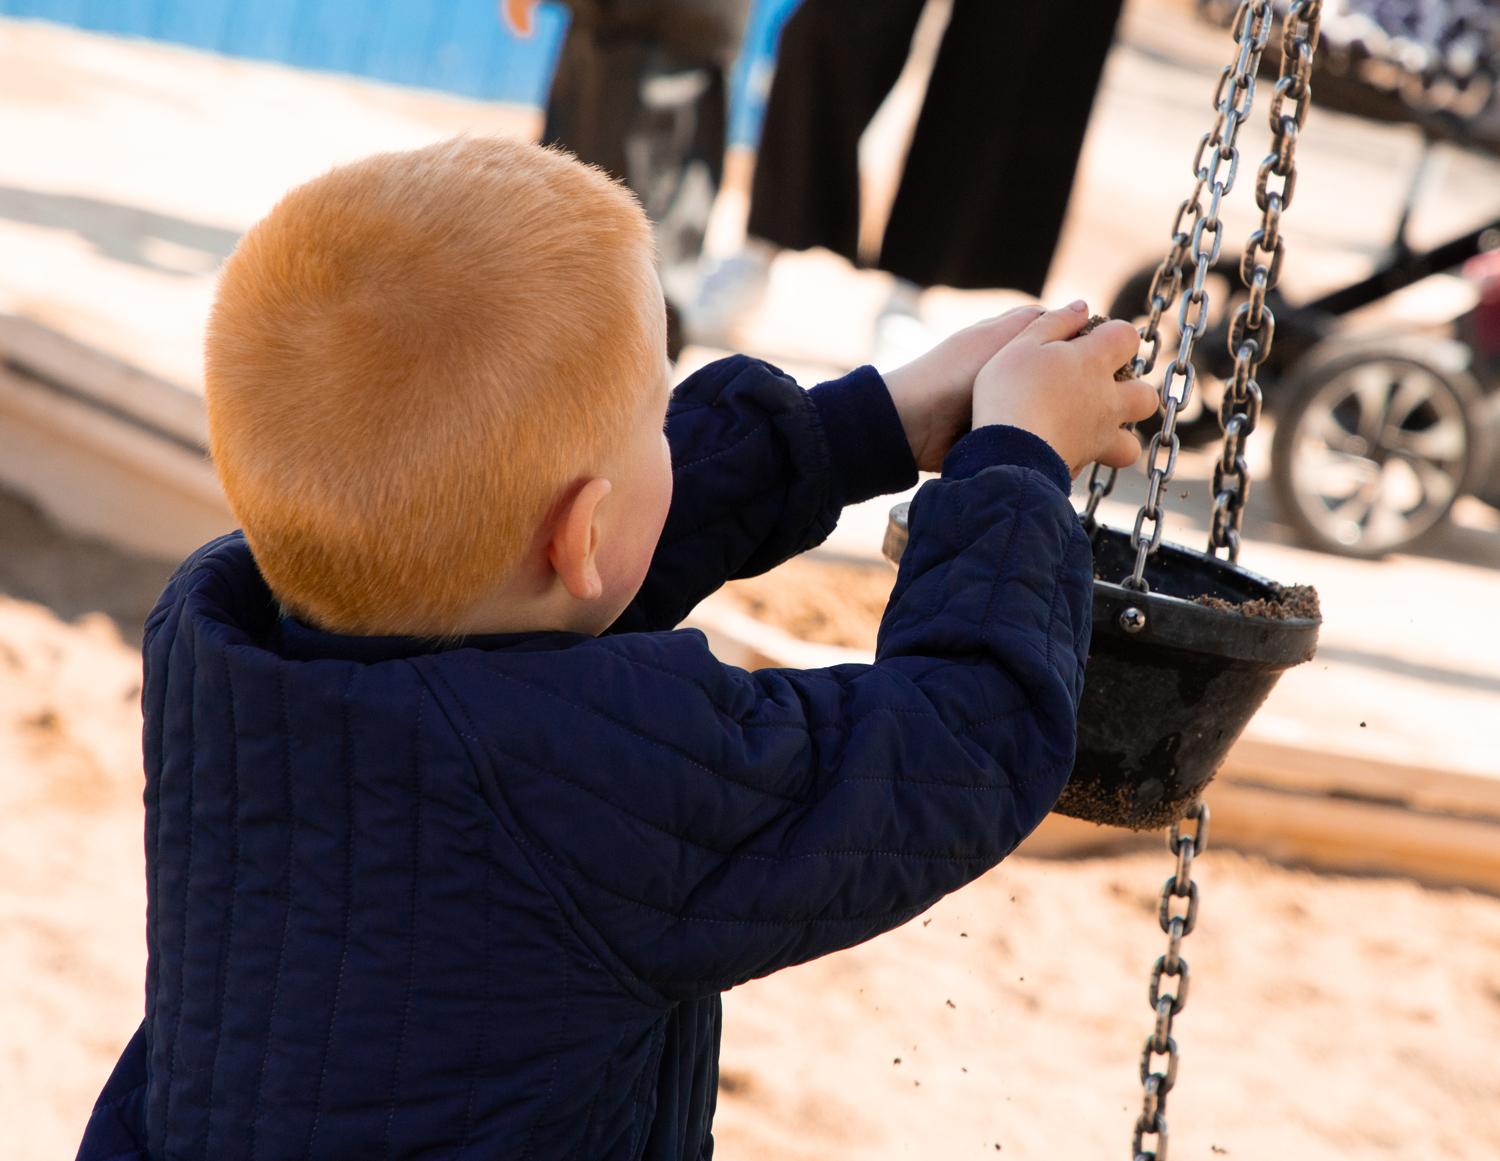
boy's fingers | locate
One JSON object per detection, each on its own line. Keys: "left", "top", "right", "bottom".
{"left": 974, "top": 303, "right": 1043, "bottom": 323}
{"left": 968, "top": 304, "right": 1044, "bottom": 338}
{"left": 1120, "top": 378, "right": 1160, "bottom": 424}
{"left": 1088, "top": 318, "right": 1144, "bottom": 368}
{"left": 1098, "top": 428, "right": 1144, "bottom": 470}
{"left": 980, "top": 305, "right": 1046, "bottom": 345}
{"left": 1021, "top": 300, "right": 1091, "bottom": 344}
{"left": 949, "top": 306, "right": 1045, "bottom": 371}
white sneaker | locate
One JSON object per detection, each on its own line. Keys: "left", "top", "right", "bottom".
{"left": 870, "top": 280, "right": 937, "bottom": 371}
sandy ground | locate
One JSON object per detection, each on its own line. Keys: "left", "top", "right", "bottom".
{"left": 5, "top": 492, "right": 1500, "bottom": 1161}
{"left": 714, "top": 848, "right": 1500, "bottom": 1160}
{"left": 0, "top": 499, "right": 150, "bottom": 1160}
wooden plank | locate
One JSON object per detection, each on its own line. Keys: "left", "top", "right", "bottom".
{"left": 1222, "top": 736, "right": 1500, "bottom": 822}
{"left": 0, "top": 315, "right": 207, "bottom": 449}
{"left": 1203, "top": 778, "right": 1500, "bottom": 893}
{"left": 1019, "top": 780, "right": 1500, "bottom": 894}
{"left": 0, "top": 359, "right": 231, "bottom": 558}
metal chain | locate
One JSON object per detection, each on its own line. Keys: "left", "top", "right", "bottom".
{"left": 1130, "top": 803, "right": 1211, "bottom": 1161}
{"left": 1209, "top": 0, "right": 1323, "bottom": 560}
{"left": 1083, "top": 0, "right": 1277, "bottom": 591}
{"left": 1115, "top": 11, "right": 1320, "bottom": 1159}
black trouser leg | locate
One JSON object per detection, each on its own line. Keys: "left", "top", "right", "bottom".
{"left": 745, "top": 0, "right": 928, "bottom": 265}
{"left": 879, "top": 0, "right": 1125, "bottom": 293}
{"left": 543, "top": 0, "right": 753, "bottom": 307}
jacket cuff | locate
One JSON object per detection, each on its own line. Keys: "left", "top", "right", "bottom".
{"left": 941, "top": 425, "right": 1073, "bottom": 495}
{"left": 808, "top": 365, "right": 919, "bottom": 506}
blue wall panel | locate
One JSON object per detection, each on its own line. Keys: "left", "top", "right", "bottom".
{"left": 281, "top": 2, "right": 366, "bottom": 77}
{"left": 0, "top": 0, "right": 799, "bottom": 142}
{"left": 151, "top": 0, "right": 233, "bottom": 52}
{"left": 219, "top": 0, "right": 305, "bottom": 69}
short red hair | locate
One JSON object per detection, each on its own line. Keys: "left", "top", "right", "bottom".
{"left": 205, "top": 136, "right": 664, "bottom": 634}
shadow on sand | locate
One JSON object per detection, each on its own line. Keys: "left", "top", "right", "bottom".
{"left": 0, "top": 184, "right": 240, "bottom": 276}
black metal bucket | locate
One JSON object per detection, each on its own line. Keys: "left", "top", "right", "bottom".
{"left": 884, "top": 504, "right": 1321, "bottom": 830}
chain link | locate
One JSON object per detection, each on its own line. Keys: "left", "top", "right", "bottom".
{"left": 1131, "top": 803, "right": 1210, "bottom": 1161}
{"left": 1119, "top": 9, "right": 1322, "bottom": 1157}
{"left": 1084, "top": 0, "right": 1276, "bottom": 589}
{"left": 1209, "top": 0, "right": 1322, "bottom": 560}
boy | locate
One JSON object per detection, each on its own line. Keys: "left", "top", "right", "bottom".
{"left": 77, "top": 136, "right": 1152, "bottom": 1160}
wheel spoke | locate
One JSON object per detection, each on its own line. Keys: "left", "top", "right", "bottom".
{"left": 1325, "top": 472, "right": 1380, "bottom": 525}
{"left": 1301, "top": 448, "right": 1375, "bottom": 498}
{"left": 1360, "top": 481, "right": 1410, "bottom": 548}
{"left": 1384, "top": 415, "right": 1466, "bottom": 463}
{"left": 1399, "top": 453, "right": 1460, "bottom": 512}
{"left": 1308, "top": 408, "right": 1366, "bottom": 456}
{"left": 1347, "top": 366, "right": 1397, "bottom": 445}
{"left": 1382, "top": 374, "right": 1435, "bottom": 432}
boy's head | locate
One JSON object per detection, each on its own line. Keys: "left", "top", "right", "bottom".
{"left": 205, "top": 136, "right": 671, "bottom": 637}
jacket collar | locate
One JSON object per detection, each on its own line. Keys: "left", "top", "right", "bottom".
{"left": 274, "top": 615, "right": 587, "bottom": 664}
{"left": 184, "top": 532, "right": 589, "bottom": 665}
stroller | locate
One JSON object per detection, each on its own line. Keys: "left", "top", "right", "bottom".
{"left": 1110, "top": 0, "right": 1500, "bottom": 557}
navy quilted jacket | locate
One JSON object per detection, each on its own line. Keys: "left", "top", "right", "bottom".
{"left": 78, "top": 355, "right": 1091, "bottom": 1161}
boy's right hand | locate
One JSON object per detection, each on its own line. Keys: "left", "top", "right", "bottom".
{"left": 972, "top": 301, "right": 1159, "bottom": 478}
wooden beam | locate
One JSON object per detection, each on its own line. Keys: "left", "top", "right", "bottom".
{"left": 1203, "top": 777, "right": 1500, "bottom": 893}
{"left": 0, "top": 353, "right": 231, "bottom": 560}
{"left": 0, "top": 314, "right": 206, "bottom": 449}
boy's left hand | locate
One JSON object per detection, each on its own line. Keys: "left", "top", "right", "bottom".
{"left": 880, "top": 305, "right": 1047, "bottom": 472}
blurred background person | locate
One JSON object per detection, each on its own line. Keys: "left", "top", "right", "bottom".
{"left": 689, "top": 0, "right": 1126, "bottom": 360}
{"left": 505, "top": 0, "right": 756, "bottom": 358}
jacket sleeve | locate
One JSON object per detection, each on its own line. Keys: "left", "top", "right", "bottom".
{"left": 608, "top": 354, "right": 918, "bottom": 634}
{"left": 438, "top": 426, "right": 1091, "bottom": 1004}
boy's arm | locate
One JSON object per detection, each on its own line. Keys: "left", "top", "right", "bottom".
{"left": 607, "top": 355, "right": 918, "bottom": 634}
{"left": 437, "top": 429, "right": 1089, "bottom": 1003}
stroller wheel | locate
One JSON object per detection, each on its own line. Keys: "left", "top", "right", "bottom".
{"left": 1270, "top": 339, "right": 1485, "bottom": 558}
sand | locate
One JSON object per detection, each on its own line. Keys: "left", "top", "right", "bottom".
{"left": 6, "top": 502, "right": 1500, "bottom": 1160}
{"left": 714, "top": 848, "right": 1500, "bottom": 1159}
{"left": 722, "top": 557, "right": 896, "bottom": 651}
{"left": 0, "top": 503, "right": 151, "bottom": 1160}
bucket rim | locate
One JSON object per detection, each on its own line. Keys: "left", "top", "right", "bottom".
{"left": 1091, "top": 530, "right": 1320, "bottom": 667}
{"left": 882, "top": 502, "right": 1320, "bottom": 668}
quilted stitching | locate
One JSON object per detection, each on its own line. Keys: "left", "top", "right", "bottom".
{"left": 77, "top": 355, "right": 1093, "bottom": 1161}
{"left": 247, "top": 669, "right": 297, "bottom": 1161}
{"left": 303, "top": 671, "right": 356, "bottom": 1156}
{"left": 198, "top": 652, "right": 242, "bottom": 1159}
{"left": 378, "top": 687, "right": 425, "bottom": 1161}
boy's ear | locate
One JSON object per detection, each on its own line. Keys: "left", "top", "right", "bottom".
{"left": 548, "top": 477, "right": 613, "bottom": 602}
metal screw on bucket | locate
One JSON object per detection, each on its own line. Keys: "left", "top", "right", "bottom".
{"left": 1119, "top": 607, "right": 1148, "bottom": 634}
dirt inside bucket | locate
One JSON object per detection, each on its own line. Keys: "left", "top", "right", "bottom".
{"left": 1193, "top": 582, "right": 1321, "bottom": 621}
